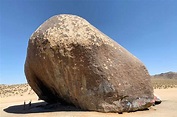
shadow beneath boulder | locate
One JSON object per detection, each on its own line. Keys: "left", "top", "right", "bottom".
{"left": 4, "top": 101, "right": 84, "bottom": 114}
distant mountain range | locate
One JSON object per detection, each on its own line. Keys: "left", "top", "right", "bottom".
{"left": 151, "top": 71, "right": 177, "bottom": 79}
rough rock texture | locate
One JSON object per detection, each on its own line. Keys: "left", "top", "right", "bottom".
{"left": 25, "top": 14, "right": 154, "bottom": 113}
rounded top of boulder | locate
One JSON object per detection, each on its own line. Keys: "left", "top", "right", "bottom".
{"left": 31, "top": 14, "right": 117, "bottom": 50}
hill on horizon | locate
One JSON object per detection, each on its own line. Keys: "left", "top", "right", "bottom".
{"left": 152, "top": 71, "right": 177, "bottom": 79}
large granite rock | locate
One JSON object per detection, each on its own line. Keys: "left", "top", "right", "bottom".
{"left": 25, "top": 14, "right": 154, "bottom": 113}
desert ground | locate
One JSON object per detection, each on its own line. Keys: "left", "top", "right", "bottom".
{"left": 0, "top": 79, "right": 177, "bottom": 117}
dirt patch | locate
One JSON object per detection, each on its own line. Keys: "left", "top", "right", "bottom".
{"left": 0, "top": 88, "right": 177, "bottom": 117}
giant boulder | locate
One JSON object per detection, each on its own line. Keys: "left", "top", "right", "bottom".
{"left": 25, "top": 14, "right": 154, "bottom": 113}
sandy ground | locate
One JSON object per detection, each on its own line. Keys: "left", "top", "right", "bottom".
{"left": 0, "top": 88, "right": 177, "bottom": 117}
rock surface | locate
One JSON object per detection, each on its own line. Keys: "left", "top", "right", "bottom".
{"left": 25, "top": 14, "right": 154, "bottom": 113}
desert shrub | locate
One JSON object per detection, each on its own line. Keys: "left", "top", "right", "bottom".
{"left": 0, "top": 83, "right": 35, "bottom": 98}
{"left": 151, "top": 78, "right": 177, "bottom": 89}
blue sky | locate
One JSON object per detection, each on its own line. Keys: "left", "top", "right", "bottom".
{"left": 0, "top": 0, "right": 177, "bottom": 84}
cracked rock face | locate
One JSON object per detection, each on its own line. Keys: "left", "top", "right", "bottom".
{"left": 25, "top": 14, "right": 154, "bottom": 113}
